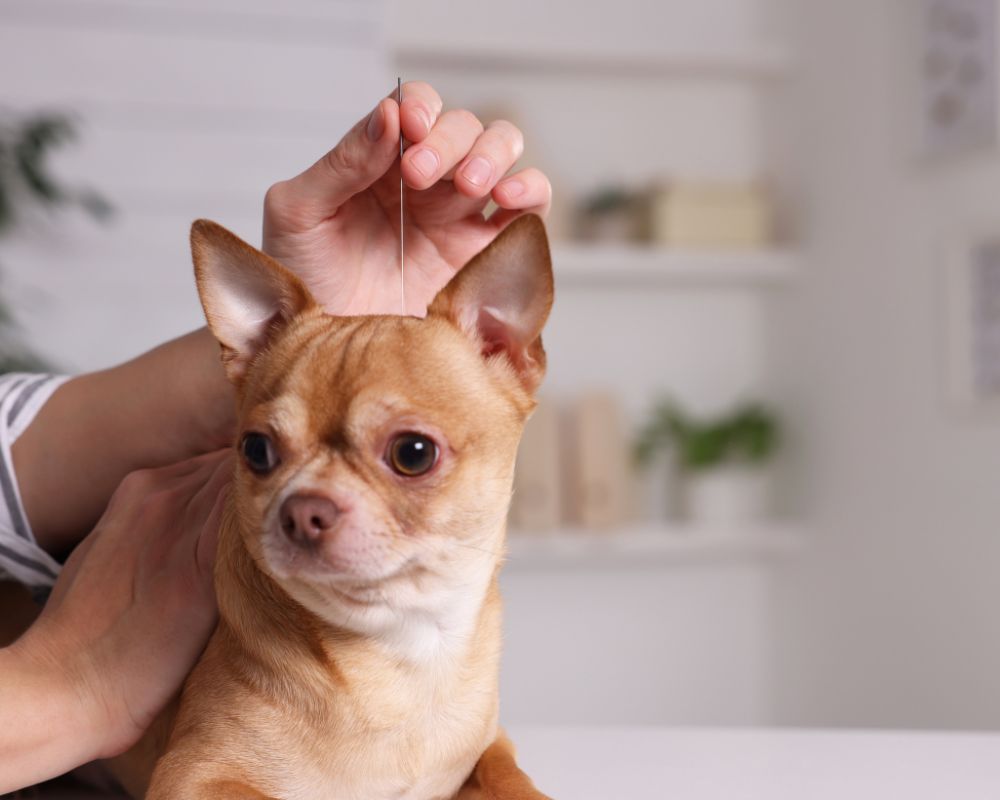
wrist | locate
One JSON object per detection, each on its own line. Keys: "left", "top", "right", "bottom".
{"left": 168, "top": 327, "right": 237, "bottom": 453}
{"left": 16, "top": 327, "right": 236, "bottom": 554}
{"left": 95, "top": 327, "right": 235, "bottom": 463}
{"left": 0, "top": 635, "right": 105, "bottom": 791}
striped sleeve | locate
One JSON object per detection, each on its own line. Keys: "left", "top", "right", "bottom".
{"left": 0, "top": 373, "right": 70, "bottom": 588}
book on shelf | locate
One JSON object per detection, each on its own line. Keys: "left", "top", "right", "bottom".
{"left": 510, "top": 399, "right": 562, "bottom": 531}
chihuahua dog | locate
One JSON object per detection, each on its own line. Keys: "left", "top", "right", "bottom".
{"left": 142, "top": 215, "right": 554, "bottom": 799}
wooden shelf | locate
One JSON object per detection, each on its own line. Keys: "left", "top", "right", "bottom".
{"left": 551, "top": 244, "right": 797, "bottom": 287}
{"left": 394, "top": 42, "right": 789, "bottom": 80}
{"left": 505, "top": 524, "right": 802, "bottom": 569}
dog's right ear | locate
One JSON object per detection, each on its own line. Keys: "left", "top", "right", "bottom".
{"left": 191, "top": 219, "right": 315, "bottom": 383}
{"left": 427, "top": 214, "right": 553, "bottom": 396}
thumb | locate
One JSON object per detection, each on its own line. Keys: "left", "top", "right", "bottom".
{"left": 264, "top": 97, "right": 400, "bottom": 232}
{"left": 194, "top": 484, "right": 227, "bottom": 584}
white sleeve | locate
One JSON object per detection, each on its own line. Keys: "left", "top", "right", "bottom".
{"left": 0, "top": 373, "right": 70, "bottom": 589}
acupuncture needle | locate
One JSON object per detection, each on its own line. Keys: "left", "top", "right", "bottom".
{"left": 398, "top": 77, "right": 406, "bottom": 316}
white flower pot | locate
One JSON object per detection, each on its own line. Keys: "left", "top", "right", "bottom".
{"left": 684, "top": 465, "right": 771, "bottom": 526}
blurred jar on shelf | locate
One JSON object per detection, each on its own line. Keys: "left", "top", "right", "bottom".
{"left": 644, "top": 180, "right": 774, "bottom": 250}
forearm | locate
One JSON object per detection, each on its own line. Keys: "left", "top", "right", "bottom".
{"left": 0, "top": 641, "right": 101, "bottom": 792}
{"left": 13, "top": 328, "right": 233, "bottom": 555}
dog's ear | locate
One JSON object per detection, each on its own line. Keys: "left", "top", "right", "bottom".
{"left": 190, "top": 219, "right": 315, "bottom": 383}
{"left": 428, "top": 214, "right": 554, "bottom": 395}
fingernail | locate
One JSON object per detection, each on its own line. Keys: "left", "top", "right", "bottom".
{"left": 410, "top": 148, "right": 439, "bottom": 178}
{"left": 462, "top": 156, "right": 493, "bottom": 187}
{"left": 414, "top": 105, "right": 433, "bottom": 134}
{"left": 366, "top": 103, "right": 384, "bottom": 142}
{"left": 502, "top": 179, "right": 525, "bottom": 198}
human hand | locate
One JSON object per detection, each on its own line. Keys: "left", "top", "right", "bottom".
{"left": 6, "top": 450, "right": 230, "bottom": 780}
{"left": 262, "top": 81, "right": 552, "bottom": 316}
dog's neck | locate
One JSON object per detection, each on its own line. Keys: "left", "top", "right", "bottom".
{"left": 213, "top": 503, "right": 504, "bottom": 712}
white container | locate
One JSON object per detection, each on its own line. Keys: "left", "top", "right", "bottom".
{"left": 649, "top": 181, "right": 773, "bottom": 249}
{"left": 684, "top": 465, "right": 771, "bottom": 526}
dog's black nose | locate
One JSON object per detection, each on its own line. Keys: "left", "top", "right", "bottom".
{"left": 279, "top": 494, "right": 340, "bottom": 545}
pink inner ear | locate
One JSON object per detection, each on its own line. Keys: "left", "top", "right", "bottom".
{"left": 477, "top": 306, "right": 516, "bottom": 359}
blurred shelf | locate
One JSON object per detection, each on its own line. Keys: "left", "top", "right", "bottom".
{"left": 551, "top": 244, "right": 798, "bottom": 287}
{"left": 505, "top": 524, "right": 802, "bottom": 569}
{"left": 394, "top": 42, "right": 789, "bottom": 80}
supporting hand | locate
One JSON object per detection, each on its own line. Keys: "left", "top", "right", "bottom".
{"left": 0, "top": 451, "right": 230, "bottom": 792}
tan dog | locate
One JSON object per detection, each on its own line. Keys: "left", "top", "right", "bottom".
{"left": 143, "top": 215, "right": 554, "bottom": 799}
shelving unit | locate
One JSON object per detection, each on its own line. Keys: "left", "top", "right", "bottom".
{"left": 390, "top": 7, "right": 801, "bottom": 726}
{"left": 552, "top": 245, "right": 797, "bottom": 287}
{"left": 395, "top": 41, "right": 789, "bottom": 80}
{"left": 505, "top": 524, "right": 802, "bottom": 569}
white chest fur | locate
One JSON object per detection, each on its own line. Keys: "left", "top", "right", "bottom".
{"left": 269, "top": 699, "right": 496, "bottom": 800}
{"left": 261, "top": 609, "right": 500, "bottom": 800}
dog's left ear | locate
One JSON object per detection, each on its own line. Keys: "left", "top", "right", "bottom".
{"left": 428, "top": 214, "right": 554, "bottom": 395}
{"left": 191, "top": 219, "right": 316, "bottom": 384}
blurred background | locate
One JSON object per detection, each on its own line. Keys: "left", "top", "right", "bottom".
{"left": 2, "top": 0, "right": 1000, "bottom": 732}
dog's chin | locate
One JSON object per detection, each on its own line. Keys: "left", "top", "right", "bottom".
{"left": 261, "top": 531, "right": 407, "bottom": 585}
{"left": 267, "top": 555, "right": 427, "bottom": 635}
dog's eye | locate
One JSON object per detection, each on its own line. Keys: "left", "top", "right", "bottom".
{"left": 387, "top": 433, "right": 438, "bottom": 477}
{"left": 241, "top": 432, "right": 279, "bottom": 475}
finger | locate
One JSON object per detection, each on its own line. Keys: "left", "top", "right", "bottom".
{"left": 180, "top": 448, "right": 232, "bottom": 480}
{"left": 263, "top": 96, "right": 401, "bottom": 231}
{"left": 454, "top": 120, "right": 525, "bottom": 199}
{"left": 114, "top": 451, "right": 227, "bottom": 545}
{"left": 136, "top": 449, "right": 232, "bottom": 486}
{"left": 105, "top": 452, "right": 224, "bottom": 519}
{"left": 395, "top": 80, "right": 443, "bottom": 143}
{"left": 177, "top": 456, "right": 230, "bottom": 590}
{"left": 183, "top": 452, "right": 233, "bottom": 524}
{"left": 194, "top": 485, "right": 227, "bottom": 584}
{"left": 402, "top": 109, "right": 484, "bottom": 191}
{"left": 489, "top": 168, "right": 553, "bottom": 228}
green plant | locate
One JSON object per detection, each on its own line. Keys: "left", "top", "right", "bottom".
{"left": 634, "top": 399, "right": 780, "bottom": 472}
{"left": 0, "top": 111, "right": 111, "bottom": 370}
{"left": 580, "top": 186, "right": 635, "bottom": 215}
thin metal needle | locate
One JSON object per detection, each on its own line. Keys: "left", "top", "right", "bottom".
{"left": 398, "top": 77, "right": 406, "bottom": 316}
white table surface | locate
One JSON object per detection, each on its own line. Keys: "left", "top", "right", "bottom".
{"left": 508, "top": 726, "right": 1000, "bottom": 799}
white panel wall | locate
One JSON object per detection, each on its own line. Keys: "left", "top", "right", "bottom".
{"left": 0, "top": 0, "right": 793, "bottom": 727}
{"left": 388, "top": 0, "right": 788, "bottom": 725}
{"left": 391, "top": 0, "right": 778, "bottom": 211}
{"left": 389, "top": 0, "right": 777, "bottom": 64}
{"left": 0, "top": 0, "right": 389, "bottom": 371}
{"left": 766, "top": 0, "right": 1000, "bottom": 729}
{"left": 500, "top": 564, "right": 775, "bottom": 725}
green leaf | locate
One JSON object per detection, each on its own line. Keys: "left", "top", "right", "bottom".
{"left": 14, "top": 114, "right": 77, "bottom": 204}
{"left": 634, "top": 397, "right": 781, "bottom": 472}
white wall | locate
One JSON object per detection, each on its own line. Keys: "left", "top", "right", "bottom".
{"left": 500, "top": 563, "right": 775, "bottom": 725}
{"left": 0, "top": 0, "right": 806, "bottom": 728}
{"left": 0, "top": 0, "right": 389, "bottom": 372}
{"left": 389, "top": 0, "right": 790, "bottom": 725}
{"left": 391, "top": 0, "right": 780, "bottom": 230}
{"left": 389, "top": 0, "right": 774, "bottom": 55}
{"left": 767, "top": 0, "right": 1000, "bottom": 729}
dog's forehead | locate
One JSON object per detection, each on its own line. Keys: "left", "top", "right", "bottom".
{"left": 245, "top": 313, "right": 515, "bottom": 436}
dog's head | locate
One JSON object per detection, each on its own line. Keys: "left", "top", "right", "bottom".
{"left": 191, "top": 217, "right": 552, "bottom": 640}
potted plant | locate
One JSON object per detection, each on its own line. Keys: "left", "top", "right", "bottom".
{"left": 0, "top": 111, "right": 111, "bottom": 371}
{"left": 635, "top": 399, "right": 780, "bottom": 525}
{"left": 574, "top": 185, "right": 642, "bottom": 242}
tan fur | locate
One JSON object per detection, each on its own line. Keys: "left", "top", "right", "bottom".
{"left": 455, "top": 733, "right": 552, "bottom": 800}
{"left": 142, "top": 217, "right": 554, "bottom": 799}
